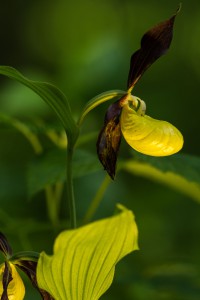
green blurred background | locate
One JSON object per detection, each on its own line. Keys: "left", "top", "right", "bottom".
{"left": 0, "top": 0, "right": 200, "bottom": 299}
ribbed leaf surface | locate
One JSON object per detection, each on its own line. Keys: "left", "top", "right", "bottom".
{"left": 37, "top": 206, "right": 138, "bottom": 300}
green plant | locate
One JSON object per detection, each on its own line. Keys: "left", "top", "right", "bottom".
{"left": 0, "top": 6, "right": 200, "bottom": 300}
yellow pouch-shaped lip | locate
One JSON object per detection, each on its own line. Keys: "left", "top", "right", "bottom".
{"left": 120, "top": 102, "right": 184, "bottom": 156}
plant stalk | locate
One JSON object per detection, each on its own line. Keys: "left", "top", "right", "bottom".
{"left": 66, "top": 143, "right": 77, "bottom": 228}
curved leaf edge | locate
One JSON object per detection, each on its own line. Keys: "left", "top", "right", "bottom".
{"left": 122, "top": 156, "right": 200, "bottom": 203}
{"left": 36, "top": 205, "right": 138, "bottom": 299}
{"left": 0, "top": 66, "right": 78, "bottom": 145}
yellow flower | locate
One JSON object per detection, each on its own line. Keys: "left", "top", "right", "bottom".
{"left": 120, "top": 95, "right": 183, "bottom": 156}
{"left": 97, "top": 93, "right": 184, "bottom": 179}
{"left": 96, "top": 9, "right": 183, "bottom": 179}
{"left": 0, "top": 263, "right": 25, "bottom": 300}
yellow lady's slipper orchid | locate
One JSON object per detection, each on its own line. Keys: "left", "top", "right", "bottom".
{"left": 96, "top": 8, "right": 183, "bottom": 179}
{"left": 120, "top": 96, "right": 184, "bottom": 156}
{"left": 0, "top": 263, "right": 25, "bottom": 300}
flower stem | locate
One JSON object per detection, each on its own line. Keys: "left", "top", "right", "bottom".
{"left": 66, "top": 143, "right": 77, "bottom": 228}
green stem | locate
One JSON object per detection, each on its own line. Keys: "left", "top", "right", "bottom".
{"left": 83, "top": 175, "right": 111, "bottom": 224}
{"left": 66, "top": 143, "right": 77, "bottom": 228}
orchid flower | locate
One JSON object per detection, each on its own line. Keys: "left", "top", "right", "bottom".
{"left": 97, "top": 7, "right": 183, "bottom": 179}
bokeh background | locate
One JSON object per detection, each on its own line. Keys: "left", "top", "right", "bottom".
{"left": 0, "top": 0, "right": 200, "bottom": 299}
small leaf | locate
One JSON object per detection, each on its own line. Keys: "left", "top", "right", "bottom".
{"left": 123, "top": 153, "right": 200, "bottom": 202}
{"left": 127, "top": 7, "right": 180, "bottom": 90}
{"left": 97, "top": 101, "right": 122, "bottom": 179}
{"left": 0, "top": 66, "right": 78, "bottom": 145}
{"left": 0, "top": 263, "right": 25, "bottom": 300}
{"left": 37, "top": 205, "right": 138, "bottom": 300}
{"left": 78, "top": 90, "right": 127, "bottom": 126}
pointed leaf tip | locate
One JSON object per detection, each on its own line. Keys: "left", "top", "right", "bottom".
{"left": 37, "top": 207, "right": 138, "bottom": 300}
{"left": 127, "top": 8, "right": 180, "bottom": 90}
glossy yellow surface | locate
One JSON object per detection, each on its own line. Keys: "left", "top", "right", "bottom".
{"left": 0, "top": 263, "right": 25, "bottom": 300}
{"left": 120, "top": 102, "right": 184, "bottom": 156}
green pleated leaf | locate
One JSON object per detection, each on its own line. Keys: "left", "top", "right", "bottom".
{"left": 0, "top": 66, "right": 78, "bottom": 145}
{"left": 122, "top": 153, "right": 200, "bottom": 202}
{"left": 37, "top": 205, "right": 138, "bottom": 300}
{"left": 78, "top": 90, "right": 127, "bottom": 126}
{"left": 27, "top": 148, "right": 101, "bottom": 197}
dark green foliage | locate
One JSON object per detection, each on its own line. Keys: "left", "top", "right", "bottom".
{"left": 0, "top": 1, "right": 200, "bottom": 299}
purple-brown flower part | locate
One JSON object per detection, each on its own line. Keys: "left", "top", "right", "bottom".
{"left": 1, "top": 262, "right": 12, "bottom": 300}
{"left": 97, "top": 100, "right": 123, "bottom": 179}
{"left": 16, "top": 260, "right": 54, "bottom": 300}
{"left": 127, "top": 8, "right": 180, "bottom": 90}
{"left": 0, "top": 233, "right": 12, "bottom": 258}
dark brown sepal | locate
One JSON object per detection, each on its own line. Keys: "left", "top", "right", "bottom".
{"left": 1, "top": 262, "right": 12, "bottom": 300}
{"left": 16, "top": 260, "right": 55, "bottom": 300}
{"left": 127, "top": 8, "right": 180, "bottom": 90}
{"left": 0, "top": 232, "right": 12, "bottom": 258}
{"left": 97, "top": 101, "right": 122, "bottom": 179}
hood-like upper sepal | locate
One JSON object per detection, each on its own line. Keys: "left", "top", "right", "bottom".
{"left": 127, "top": 7, "right": 180, "bottom": 90}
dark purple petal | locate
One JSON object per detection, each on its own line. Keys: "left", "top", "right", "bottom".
{"left": 1, "top": 262, "right": 12, "bottom": 300}
{"left": 97, "top": 101, "right": 123, "bottom": 179}
{"left": 16, "top": 260, "right": 54, "bottom": 300}
{"left": 0, "top": 232, "right": 12, "bottom": 257}
{"left": 127, "top": 8, "right": 180, "bottom": 90}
